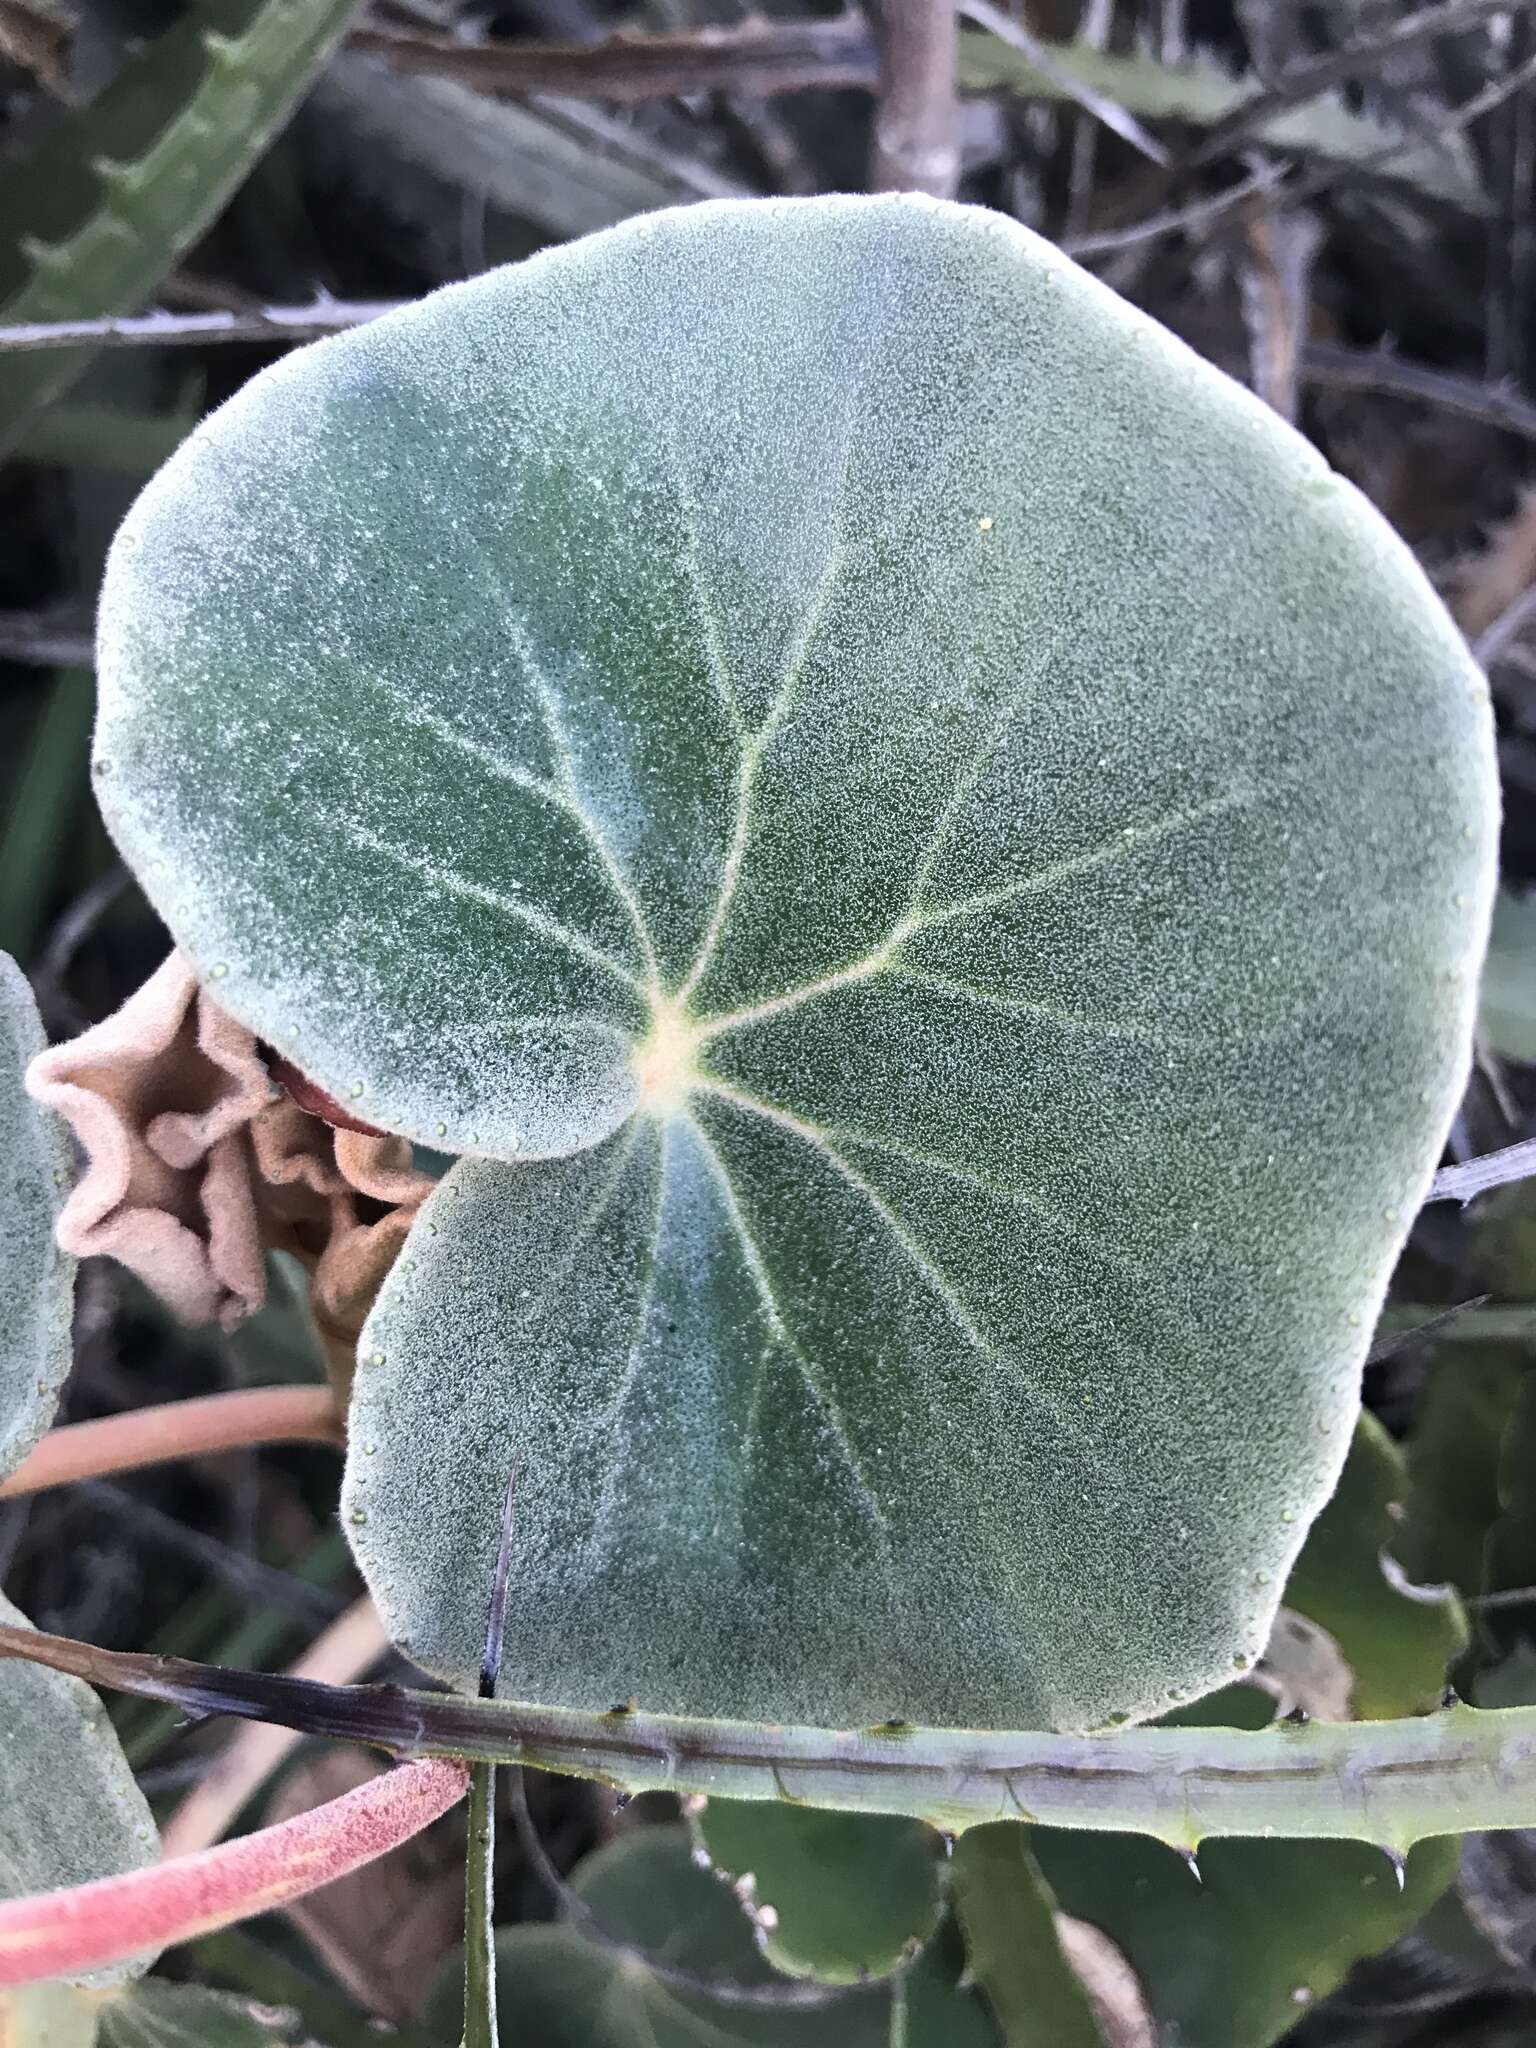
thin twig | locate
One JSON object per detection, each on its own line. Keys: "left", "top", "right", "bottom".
{"left": 0, "top": 615, "right": 94, "bottom": 663}
{"left": 0, "top": 302, "right": 402, "bottom": 354}
{"left": 1475, "top": 577, "right": 1536, "bottom": 667}
{"left": 1366, "top": 1295, "right": 1494, "bottom": 1365}
{"left": 1063, "top": 164, "right": 1283, "bottom": 255}
{"left": 347, "top": 13, "right": 877, "bottom": 98}
{"left": 1427, "top": 1135, "right": 1536, "bottom": 1206}
{"left": 870, "top": 0, "right": 960, "bottom": 197}
{"left": 463, "top": 1460, "right": 521, "bottom": 2048}
{"left": 1301, "top": 341, "right": 1536, "bottom": 442}
{"left": 0, "top": 1387, "right": 344, "bottom": 1500}
{"left": 960, "top": 0, "right": 1170, "bottom": 165}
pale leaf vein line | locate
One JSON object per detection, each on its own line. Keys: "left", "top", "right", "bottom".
{"left": 342, "top": 820, "right": 645, "bottom": 996}
{"left": 697, "top": 781, "right": 1257, "bottom": 1041}
{"left": 675, "top": 385, "right": 861, "bottom": 1007}
{"left": 912, "top": 782, "right": 1256, "bottom": 937}
{"left": 668, "top": 447, "right": 745, "bottom": 739}
{"left": 345, "top": 652, "right": 660, "bottom": 990}
{"left": 588, "top": 1129, "right": 670, "bottom": 1541}
{"left": 697, "top": 1082, "right": 1123, "bottom": 1471}
{"left": 507, "top": 617, "right": 664, "bottom": 992}
{"left": 686, "top": 1111, "right": 892, "bottom": 1539}
{"left": 887, "top": 964, "right": 1206, "bottom": 1052}
{"left": 697, "top": 1083, "right": 997, "bottom": 1362}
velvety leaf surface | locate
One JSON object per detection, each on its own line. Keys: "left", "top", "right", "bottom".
{"left": 95, "top": 195, "right": 1497, "bottom": 1728}
{"left": 0, "top": 956, "right": 158, "bottom": 1982}
{"left": 690, "top": 1800, "right": 941, "bottom": 1982}
{"left": 0, "top": 952, "right": 72, "bottom": 1478}
{"left": 0, "top": 1596, "right": 159, "bottom": 1985}
{"left": 424, "top": 1827, "right": 996, "bottom": 2048}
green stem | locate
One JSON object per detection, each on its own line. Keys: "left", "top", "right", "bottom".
{"left": 2, "top": 1624, "right": 1533, "bottom": 1851}
{"left": 950, "top": 1828, "right": 1106, "bottom": 2048}
{"left": 461, "top": 1763, "right": 498, "bottom": 2048}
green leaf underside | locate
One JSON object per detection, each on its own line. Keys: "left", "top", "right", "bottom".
{"left": 0, "top": 953, "right": 72, "bottom": 1478}
{"left": 424, "top": 1828, "right": 997, "bottom": 2048}
{"left": 95, "top": 196, "right": 1496, "bottom": 1728}
{"left": 691, "top": 1801, "right": 941, "bottom": 1983}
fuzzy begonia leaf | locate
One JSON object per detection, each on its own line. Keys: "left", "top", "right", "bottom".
{"left": 0, "top": 956, "right": 158, "bottom": 1981}
{"left": 92, "top": 195, "right": 1497, "bottom": 1731}
{"left": 0, "top": 952, "right": 73, "bottom": 1477}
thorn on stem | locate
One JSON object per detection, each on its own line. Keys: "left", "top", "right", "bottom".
{"left": 1379, "top": 1845, "right": 1407, "bottom": 1892}
{"left": 1173, "top": 1844, "right": 1202, "bottom": 1885}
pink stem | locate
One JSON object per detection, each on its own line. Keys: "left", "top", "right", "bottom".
{"left": 0, "top": 1387, "right": 344, "bottom": 1500}
{"left": 0, "top": 1757, "right": 468, "bottom": 1986}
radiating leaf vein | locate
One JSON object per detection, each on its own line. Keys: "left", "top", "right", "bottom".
{"left": 686, "top": 1111, "right": 893, "bottom": 1540}
{"left": 341, "top": 820, "right": 645, "bottom": 995}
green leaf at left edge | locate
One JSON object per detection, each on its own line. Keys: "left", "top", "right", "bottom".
{"left": 424, "top": 1827, "right": 998, "bottom": 2048}
{"left": 689, "top": 1799, "right": 942, "bottom": 1983}
{"left": 0, "top": 953, "right": 73, "bottom": 1476}
{"left": 1025, "top": 1414, "right": 1467, "bottom": 2048}
{"left": 0, "top": 955, "right": 159, "bottom": 1980}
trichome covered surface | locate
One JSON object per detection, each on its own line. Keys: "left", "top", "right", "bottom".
{"left": 91, "top": 195, "right": 1496, "bottom": 1732}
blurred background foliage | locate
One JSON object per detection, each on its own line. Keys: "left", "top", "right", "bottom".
{"left": 5, "top": 1, "right": 1536, "bottom": 2042}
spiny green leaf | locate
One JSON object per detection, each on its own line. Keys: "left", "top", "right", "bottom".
{"left": 2, "top": 1978, "right": 332, "bottom": 2046}
{"left": 424, "top": 1828, "right": 997, "bottom": 2047}
{"left": 690, "top": 1801, "right": 941, "bottom": 1983}
{"left": 0, "top": 0, "right": 360, "bottom": 452}
{"left": 1404, "top": 1346, "right": 1527, "bottom": 1602}
{"left": 1280, "top": 1410, "right": 1465, "bottom": 1719}
{"left": 95, "top": 194, "right": 1496, "bottom": 1731}
{"left": 98, "top": 1981, "right": 323, "bottom": 2046}
{"left": 1029, "top": 1831, "right": 1455, "bottom": 2048}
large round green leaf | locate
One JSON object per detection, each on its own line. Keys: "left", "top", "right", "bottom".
{"left": 93, "top": 196, "right": 1496, "bottom": 1730}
